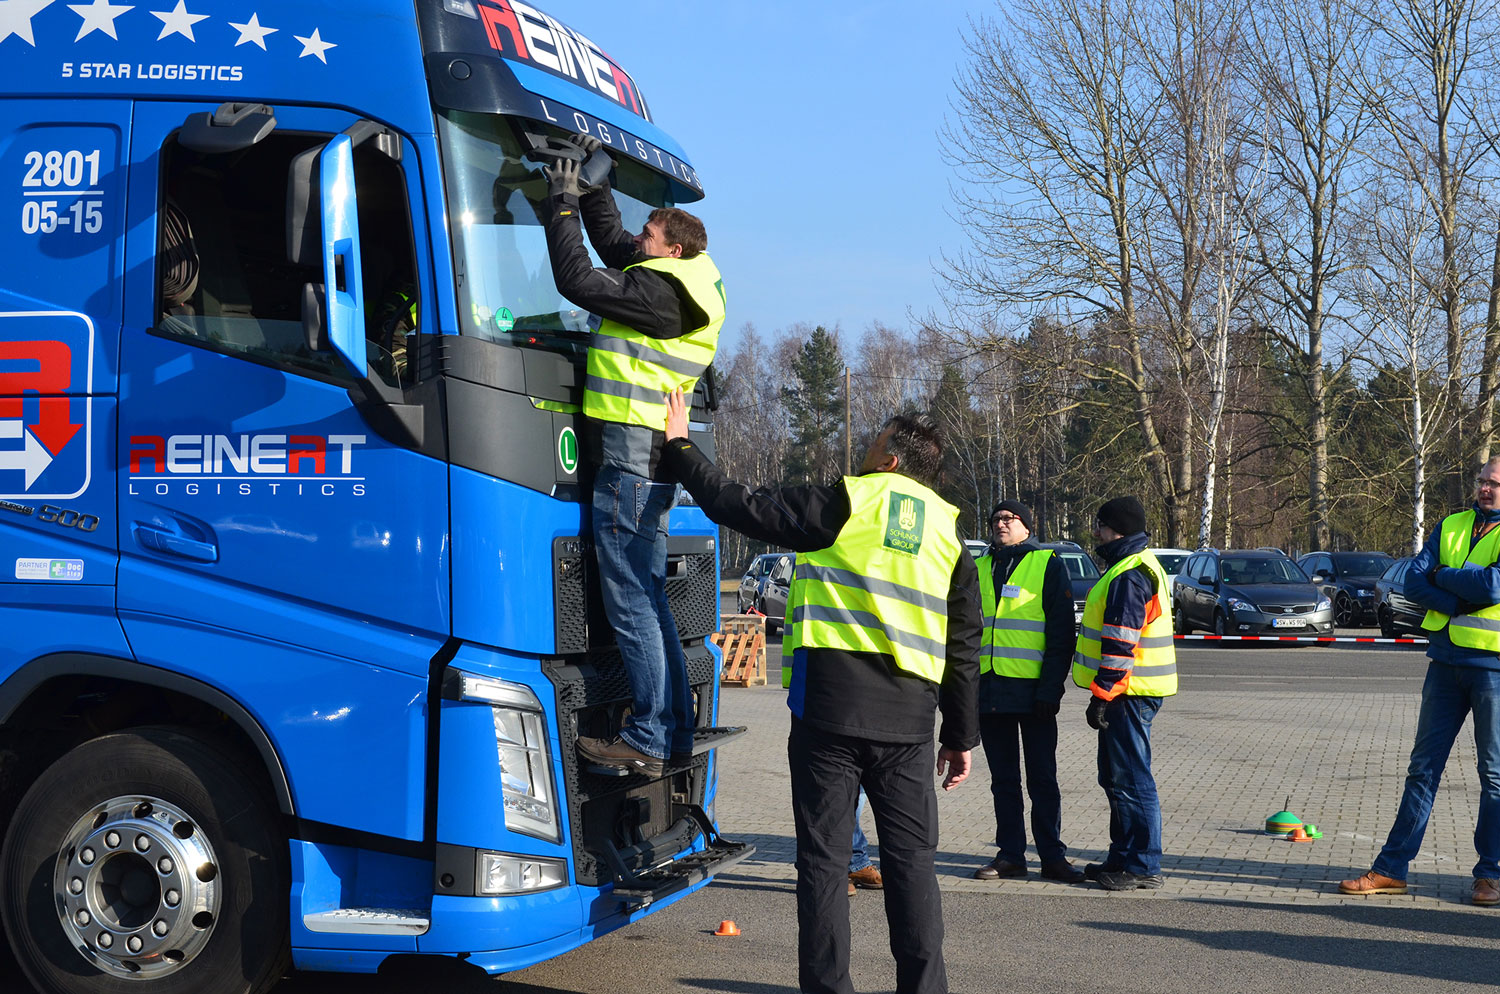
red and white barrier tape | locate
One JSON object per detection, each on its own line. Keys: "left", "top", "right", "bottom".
{"left": 1176, "top": 634, "right": 1427, "bottom": 644}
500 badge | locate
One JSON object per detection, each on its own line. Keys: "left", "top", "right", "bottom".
{"left": 36, "top": 503, "right": 99, "bottom": 532}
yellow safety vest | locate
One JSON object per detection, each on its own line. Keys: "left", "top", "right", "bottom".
{"left": 1421, "top": 509, "right": 1500, "bottom": 651}
{"left": 976, "top": 549, "right": 1053, "bottom": 679}
{"left": 781, "top": 474, "right": 961, "bottom": 685}
{"left": 1072, "top": 550, "right": 1177, "bottom": 697}
{"left": 583, "top": 253, "right": 725, "bottom": 428}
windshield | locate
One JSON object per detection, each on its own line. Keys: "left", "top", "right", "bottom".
{"left": 1336, "top": 555, "right": 1392, "bottom": 578}
{"left": 1221, "top": 557, "right": 1309, "bottom": 585}
{"left": 437, "top": 110, "right": 677, "bottom": 354}
{"left": 1055, "top": 552, "right": 1100, "bottom": 581}
{"left": 1153, "top": 552, "right": 1188, "bottom": 574}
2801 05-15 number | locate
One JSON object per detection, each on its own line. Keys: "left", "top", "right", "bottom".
{"left": 37, "top": 504, "right": 99, "bottom": 532}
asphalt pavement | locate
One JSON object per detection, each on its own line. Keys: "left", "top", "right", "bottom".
{"left": 8, "top": 633, "right": 1497, "bottom": 993}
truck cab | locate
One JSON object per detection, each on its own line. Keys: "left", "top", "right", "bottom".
{"left": 0, "top": 3, "right": 746, "bottom": 992}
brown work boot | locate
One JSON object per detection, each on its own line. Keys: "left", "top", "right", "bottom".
{"left": 576, "top": 735, "right": 664, "bottom": 776}
{"left": 1338, "top": 870, "right": 1407, "bottom": 895}
{"left": 849, "top": 866, "right": 883, "bottom": 890}
{"left": 1473, "top": 878, "right": 1500, "bottom": 906}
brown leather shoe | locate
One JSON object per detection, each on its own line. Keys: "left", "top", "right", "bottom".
{"left": 1473, "top": 878, "right": 1500, "bottom": 906}
{"left": 849, "top": 866, "right": 883, "bottom": 890}
{"left": 576, "top": 735, "right": 664, "bottom": 777}
{"left": 1338, "top": 870, "right": 1407, "bottom": 895}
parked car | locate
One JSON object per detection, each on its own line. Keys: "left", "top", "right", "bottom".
{"left": 1296, "top": 551, "right": 1395, "bottom": 627}
{"left": 1173, "top": 549, "right": 1333, "bottom": 636}
{"left": 1148, "top": 547, "right": 1193, "bottom": 592}
{"left": 735, "top": 552, "right": 793, "bottom": 633}
{"left": 965, "top": 538, "right": 991, "bottom": 560}
{"left": 1039, "top": 541, "right": 1100, "bottom": 625}
{"left": 1374, "top": 556, "right": 1426, "bottom": 637}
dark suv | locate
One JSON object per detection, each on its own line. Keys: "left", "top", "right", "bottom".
{"left": 1173, "top": 549, "right": 1333, "bottom": 636}
{"left": 1296, "top": 551, "right": 1395, "bottom": 628}
{"left": 1374, "top": 556, "right": 1425, "bottom": 637}
{"left": 1039, "top": 541, "right": 1100, "bottom": 625}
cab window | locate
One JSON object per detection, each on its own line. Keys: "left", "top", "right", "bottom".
{"left": 154, "top": 132, "right": 419, "bottom": 388}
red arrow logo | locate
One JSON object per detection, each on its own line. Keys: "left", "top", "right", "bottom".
{"left": 0, "top": 340, "right": 81, "bottom": 457}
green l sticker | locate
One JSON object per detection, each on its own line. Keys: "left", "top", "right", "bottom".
{"left": 558, "top": 426, "right": 578, "bottom": 475}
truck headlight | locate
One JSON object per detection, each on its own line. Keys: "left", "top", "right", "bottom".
{"left": 476, "top": 851, "right": 567, "bottom": 895}
{"left": 458, "top": 674, "right": 561, "bottom": 842}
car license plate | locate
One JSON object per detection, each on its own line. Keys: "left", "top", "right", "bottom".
{"left": 1272, "top": 617, "right": 1302, "bottom": 629}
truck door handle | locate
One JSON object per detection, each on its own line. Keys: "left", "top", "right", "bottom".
{"left": 132, "top": 524, "right": 219, "bottom": 563}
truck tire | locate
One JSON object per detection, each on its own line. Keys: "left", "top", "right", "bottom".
{"left": 1, "top": 726, "right": 289, "bottom": 994}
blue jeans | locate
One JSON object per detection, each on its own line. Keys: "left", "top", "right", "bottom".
{"left": 592, "top": 465, "right": 693, "bottom": 760}
{"left": 1096, "top": 696, "right": 1163, "bottom": 876}
{"left": 1373, "top": 660, "right": 1500, "bottom": 881}
{"left": 849, "top": 789, "right": 874, "bottom": 873}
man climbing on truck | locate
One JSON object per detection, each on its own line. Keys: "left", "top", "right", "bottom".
{"left": 542, "top": 134, "right": 726, "bottom": 776}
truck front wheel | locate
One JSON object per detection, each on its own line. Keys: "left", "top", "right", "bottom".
{"left": 1, "top": 726, "right": 289, "bottom": 994}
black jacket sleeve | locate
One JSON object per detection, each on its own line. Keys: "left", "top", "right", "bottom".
{"left": 544, "top": 190, "right": 685, "bottom": 340}
{"left": 938, "top": 552, "right": 982, "bottom": 751}
{"left": 1037, "top": 555, "right": 1077, "bottom": 705}
{"left": 662, "top": 437, "right": 849, "bottom": 551}
{"left": 578, "top": 183, "right": 639, "bottom": 270}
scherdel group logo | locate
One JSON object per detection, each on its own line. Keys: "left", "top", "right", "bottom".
{"left": 0, "top": 312, "right": 94, "bottom": 500}
{"left": 128, "top": 432, "right": 368, "bottom": 497}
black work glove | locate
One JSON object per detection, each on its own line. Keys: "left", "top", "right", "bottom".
{"left": 1085, "top": 697, "right": 1110, "bottom": 730}
{"left": 570, "top": 133, "right": 603, "bottom": 156}
{"left": 544, "top": 155, "right": 582, "bottom": 199}
{"left": 1032, "top": 698, "right": 1061, "bottom": 718}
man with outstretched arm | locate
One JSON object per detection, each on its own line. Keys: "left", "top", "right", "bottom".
{"left": 663, "top": 389, "right": 980, "bottom": 994}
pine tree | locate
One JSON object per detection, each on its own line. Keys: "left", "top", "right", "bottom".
{"left": 782, "top": 326, "right": 845, "bottom": 484}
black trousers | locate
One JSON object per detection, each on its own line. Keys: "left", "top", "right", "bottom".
{"left": 787, "top": 716, "right": 947, "bottom": 994}
{"left": 977, "top": 712, "right": 1065, "bottom": 864}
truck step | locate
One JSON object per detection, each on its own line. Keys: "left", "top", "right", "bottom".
{"left": 607, "top": 804, "right": 754, "bottom": 909}
{"left": 302, "top": 908, "right": 429, "bottom": 935}
{"left": 688, "top": 725, "right": 747, "bottom": 755}
{"left": 581, "top": 726, "right": 747, "bottom": 779}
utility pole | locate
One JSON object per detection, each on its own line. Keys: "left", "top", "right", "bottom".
{"left": 845, "top": 366, "right": 852, "bottom": 474}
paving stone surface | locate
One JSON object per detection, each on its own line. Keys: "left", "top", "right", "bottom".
{"left": 713, "top": 658, "right": 1491, "bottom": 911}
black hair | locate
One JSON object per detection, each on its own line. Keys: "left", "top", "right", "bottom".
{"left": 882, "top": 412, "right": 945, "bottom": 488}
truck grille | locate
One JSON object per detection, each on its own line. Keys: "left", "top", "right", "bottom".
{"left": 552, "top": 535, "right": 718, "bottom": 654}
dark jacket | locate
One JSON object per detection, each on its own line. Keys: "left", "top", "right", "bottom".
{"left": 662, "top": 437, "right": 982, "bottom": 750}
{"left": 1406, "top": 504, "right": 1500, "bottom": 671}
{"left": 545, "top": 184, "right": 708, "bottom": 479}
{"left": 1090, "top": 531, "right": 1158, "bottom": 698}
{"left": 977, "top": 537, "right": 1077, "bottom": 714}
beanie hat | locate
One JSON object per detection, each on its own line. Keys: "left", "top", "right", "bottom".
{"left": 1096, "top": 496, "right": 1146, "bottom": 536}
{"left": 989, "top": 499, "right": 1034, "bottom": 534}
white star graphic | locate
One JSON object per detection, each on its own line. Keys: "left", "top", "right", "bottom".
{"left": 0, "top": 0, "right": 56, "bottom": 46}
{"left": 68, "top": 0, "right": 132, "bottom": 41}
{"left": 228, "top": 11, "right": 274, "bottom": 49}
{"left": 293, "top": 26, "right": 334, "bottom": 63}
{"left": 150, "top": 0, "right": 204, "bottom": 41}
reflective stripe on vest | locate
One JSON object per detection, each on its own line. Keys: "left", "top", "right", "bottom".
{"left": 1072, "top": 551, "right": 1178, "bottom": 697}
{"left": 976, "top": 549, "right": 1053, "bottom": 679}
{"left": 781, "top": 474, "right": 961, "bottom": 684}
{"left": 1420, "top": 509, "right": 1500, "bottom": 651}
{"left": 583, "top": 252, "right": 725, "bottom": 428}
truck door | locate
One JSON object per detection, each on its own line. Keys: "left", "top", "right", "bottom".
{"left": 115, "top": 102, "right": 448, "bottom": 841}
{"left": 0, "top": 101, "right": 129, "bottom": 668}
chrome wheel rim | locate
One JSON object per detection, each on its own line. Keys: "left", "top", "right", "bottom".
{"left": 53, "top": 794, "right": 221, "bottom": 980}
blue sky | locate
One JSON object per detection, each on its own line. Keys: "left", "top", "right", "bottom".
{"left": 562, "top": 2, "right": 994, "bottom": 349}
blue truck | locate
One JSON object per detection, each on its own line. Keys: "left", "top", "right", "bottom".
{"left": 0, "top": 2, "right": 748, "bottom": 991}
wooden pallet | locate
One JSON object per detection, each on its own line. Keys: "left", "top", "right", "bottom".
{"left": 713, "top": 614, "right": 767, "bottom": 686}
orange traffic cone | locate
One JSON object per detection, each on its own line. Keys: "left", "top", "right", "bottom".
{"left": 715, "top": 920, "right": 741, "bottom": 936}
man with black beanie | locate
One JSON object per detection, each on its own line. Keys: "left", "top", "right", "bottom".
{"left": 1072, "top": 495, "right": 1177, "bottom": 891}
{"left": 971, "top": 499, "right": 1082, "bottom": 883}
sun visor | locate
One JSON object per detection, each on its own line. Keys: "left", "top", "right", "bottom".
{"left": 420, "top": 0, "right": 703, "bottom": 201}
